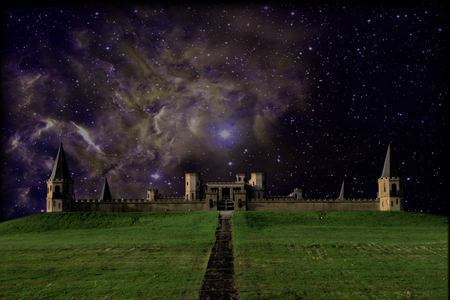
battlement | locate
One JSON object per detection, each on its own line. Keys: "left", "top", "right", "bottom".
{"left": 76, "top": 199, "right": 146, "bottom": 203}
{"left": 378, "top": 177, "right": 403, "bottom": 180}
{"left": 249, "top": 197, "right": 378, "bottom": 203}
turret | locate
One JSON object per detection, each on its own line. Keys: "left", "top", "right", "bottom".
{"left": 250, "top": 172, "right": 266, "bottom": 199}
{"left": 378, "top": 143, "right": 405, "bottom": 211}
{"left": 147, "top": 189, "right": 158, "bottom": 201}
{"left": 99, "top": 178, "right": 112, "bottom": 201}
{"left": 46, "top": 143, "right": 75, "bottom": 212}
{"left": 338, "top": 179, "right": 350, "bottom": 199}
{"left": 236, "top": 173, "right": 247, "bottom": 183}
{"left": 185, "top": 173, "right": 201, "bottom": 200}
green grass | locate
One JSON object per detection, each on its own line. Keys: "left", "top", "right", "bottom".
{"left": 232, "top": 211, "right": 448, "bottom": 300}
{"left": 0, "top": 211, "right": 219, "bottom": 300}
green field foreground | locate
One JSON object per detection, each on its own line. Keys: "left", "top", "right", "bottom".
{"left": 232, "top": 211, "right": 448, "bottom": 300}
{"left": 0, "top": 211, "right": 219, "bottom": 300}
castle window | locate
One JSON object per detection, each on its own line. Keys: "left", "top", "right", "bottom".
{"left": 396, "top": 199, "right": 398, "bottom": 205}
{"left": 55, "top": 186, "right": 60, "bottom": 195}
{"left": 58, "top": 203, "right": 61, "bottom": 209}
{"left": 383, "top": 183, "right": 386, "bottom": 192}
{"left": 187, "top": 182, "right": 188, "bottom": 186}
{"left": 197, "top": 181, "right": 199, "bottom": 186}
{"left": 391, "top": 200, "right": 393, "bottom": 207}
{"left": 191, "top": 193, "right": 194, "bottom": 200}
{"left": 391, "top": 183, "right": 397, "bottom": 196}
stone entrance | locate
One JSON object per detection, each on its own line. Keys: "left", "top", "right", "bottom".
{"left": 217, "top": 199, "right": 234, "bottom": 211}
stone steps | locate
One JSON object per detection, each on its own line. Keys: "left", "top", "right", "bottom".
{"left": 200, "top": 211, "right": 238, "bottom": 299}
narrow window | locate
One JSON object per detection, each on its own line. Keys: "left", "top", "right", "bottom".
{"left": 58, "top": 203, "right": 61, "bottom": 209}
{"left": 191, "top": 193, "right": 194, "bottom": 199}
{"left": 396, "top": 199, "right": 398, "bottom": 205}
{"left": 392, "top": 183, "right": 397, "bottom": 196}
{"left": 383, "top": 183, "right": 386, "bottom": 192}
{"left": 197, "top": 181, "right": 199, "bottom": 186}
{"left": 391, "top": 200, "right": 393, "bottom": 207}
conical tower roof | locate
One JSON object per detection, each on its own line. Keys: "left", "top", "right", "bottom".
{"left": 381, "top": 143, "right": 402, "bottom": 178}
{"left": 100, "top": 178, "right": 112, "bottom": 201}
{"left": 49, "top": 143, "right": 72, "bottom": 180}
{"left": 338, "top": 179, "right": 350, "bottom": 199}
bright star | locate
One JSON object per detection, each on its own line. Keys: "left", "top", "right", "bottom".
{"left": 219, "top": 130, "right": 231, "bottom": 139}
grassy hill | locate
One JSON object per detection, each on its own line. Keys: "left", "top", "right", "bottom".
{"left": 233, "top": 211, "right": 448, "bottom": 300}
{"left": 0, "top": 211, "right": 215, "bottom": 234}
{"left": 1, "top": 211, "right": 447, "bottom": 299}
{"left": 0, "top": 211, "right": 219, "bottom": 300}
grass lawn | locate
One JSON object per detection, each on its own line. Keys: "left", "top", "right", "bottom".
{"left": 0, "top": 211, "right": 219, "bottom": 300}
{"left": 232, "top": 211, "right": 448, "bottom": 300}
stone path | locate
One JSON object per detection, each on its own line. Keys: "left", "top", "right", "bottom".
{"left": 200, "top": 211, "right": 238, "bottom": 299}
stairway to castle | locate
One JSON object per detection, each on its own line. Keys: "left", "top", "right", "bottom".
{"left": 200, "top": 211, "right": 238, "bottom": 299}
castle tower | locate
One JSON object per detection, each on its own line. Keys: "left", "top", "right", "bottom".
{"left": 338, "top": 179, "right": 350, "bottom": 199}
{"left": 250, "top": 172, "right": 266, "bottom": 199}
{"left": 147, "top": 189, "right": 158, "bottom": 201}
{"left": 378, "top": 143, "right": 405, "bottom": 211}
{"left": 185, "top": 173, "right": 201, "bottom": 200}
{"left": 99, "top": 178, "right": 112, "bottom": 201}
{"left": 46, "top": 143, "right": 75, "bottom": 212}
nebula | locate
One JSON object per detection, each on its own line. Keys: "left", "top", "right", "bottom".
{"left": 1, "top": 4, "right": 447, "bottom": 220}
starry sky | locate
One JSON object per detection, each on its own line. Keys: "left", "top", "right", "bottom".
{"left": 1, "top": 3, "right": 448, "bottom": 221}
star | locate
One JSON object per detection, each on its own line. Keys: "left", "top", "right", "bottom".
{"left": 219, "top": 130, "right": 231, "bottom": 139}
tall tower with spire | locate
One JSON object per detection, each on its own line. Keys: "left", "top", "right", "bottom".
{"left": 378, "top": 143, "right": 405, "bottom": 211}
{"left": 99, "top": 178, "right": 112, "bottom": 201}
{"left": 338, "top": 179, "right": 350, "bottom": 199}
{"left": 46, "top": 143, "right": 75, "bottom": 212}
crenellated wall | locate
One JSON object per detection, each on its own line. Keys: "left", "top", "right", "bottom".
{"left": 73, "top": 198, "right": 210, "bottom": 212}
{"left": 71, "top": 197, "right": 380, "bottom": 212}
{"left": 246, "top": 198, "right": 380, "bottom": 211}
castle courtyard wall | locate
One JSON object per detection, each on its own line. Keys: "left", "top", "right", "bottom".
{"left": 247, "top": 199, "right": 380, "bottom": 211}
{"left": 71, "top": 198, "right": 380, "bottom": 212}
{"left": 73, "top": 200, "right": 209, "bottom": 212}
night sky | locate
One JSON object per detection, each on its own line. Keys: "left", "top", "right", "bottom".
{"left": 1, "top": 3, "right": 448, "bottom": 221}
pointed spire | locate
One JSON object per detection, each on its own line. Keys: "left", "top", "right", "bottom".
{"left": 381, "top": 143, "right": 401, "bottom": 178}
{"left": 49, "top": 143, "right": 72, "bottom": 180}
{"left": 100, "top": 178, "right": 112, "bottom": 201}
{"left": 338, "top": 179, "right": 350, "bottom": 199}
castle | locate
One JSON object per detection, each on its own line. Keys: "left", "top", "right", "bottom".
{"left": 46, "top": 143, "right": 405, "bottom": 212}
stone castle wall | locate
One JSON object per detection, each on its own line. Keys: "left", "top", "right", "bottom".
{"left": 72, "top": 197, "right": 380, "bottom": 212}
{"left": 73, "top": 198, "right": 210, "bottom": 212}
{"left": 247, "top": 198, "right": 379, "bottom": 211}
